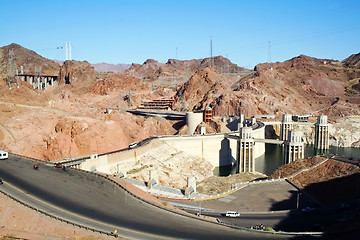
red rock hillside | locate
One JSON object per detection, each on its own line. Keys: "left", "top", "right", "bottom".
{"left": 172, "top": 54, "right": 360, "bottom": 117}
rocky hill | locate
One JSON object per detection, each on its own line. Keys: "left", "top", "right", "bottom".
{"left": 343, "top": 52, "right": 360, "bottom": 68}
{"left": 127, "top": 55, "right": 251, "bottom": 82}
{"left": 0, "top": 43, "right": 59, "bottom": 78}
{"left": 171, "top": 54, "right": 360, "bottom": 117}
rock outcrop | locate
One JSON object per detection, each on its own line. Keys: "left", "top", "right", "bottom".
{"left": 343, "top": 52, "right": 360, "bottom": 69}
{"left": 91, "top": 73, "right": 151, "bottom": 95}
{"left": 294, "top": 116, "right": 360, "bottom": 148}
{"left": 58, "top": 60, "right": 97, "bottom": 85}
{"left": 127, "top": 55, "right": 250, "bottom": 82}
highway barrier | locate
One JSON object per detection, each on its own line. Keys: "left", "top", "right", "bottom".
{"left": 0, "top": 183, "right": 118, "bottom": 238}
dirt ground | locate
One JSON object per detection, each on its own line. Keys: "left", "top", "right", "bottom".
{"left": 270, "top": 156, "right": 360, "bottom": 205}
{"left": 0, "top": 193, "right": 118, "bottom": 240}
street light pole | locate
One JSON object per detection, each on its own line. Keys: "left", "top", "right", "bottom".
{"left": 296, "top": 192, "right": 300, "bottom": 209}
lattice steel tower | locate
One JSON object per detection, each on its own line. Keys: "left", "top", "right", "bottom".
{"left": 7, "top": 48, "right": 18, "bottom": 89}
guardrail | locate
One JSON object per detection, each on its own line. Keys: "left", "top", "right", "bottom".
{"left": 0, "top": 188, "right": 115, "bottom": 238}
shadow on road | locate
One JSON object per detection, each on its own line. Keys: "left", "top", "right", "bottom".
{"left": 269, "top": 174, "right": 360, "bottom": 239}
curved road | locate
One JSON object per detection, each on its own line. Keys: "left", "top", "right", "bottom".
{"left": 0, "top": 154, "right": 293, "bottom": 239}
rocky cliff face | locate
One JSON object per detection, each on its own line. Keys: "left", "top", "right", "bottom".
{"left": 329, "top": 116, "right": 360, "bottom": 147}
{"left": 343, "top": 52, "right": 360, "bottom": 69}
{"left": 91, "top": 73, "right": 151, "bottom": 95}
{"left": 58, "top": 60, "right": 97, "bottom": 85}
{"left": 294, "top": 116, "right": 360, "bottom": 148}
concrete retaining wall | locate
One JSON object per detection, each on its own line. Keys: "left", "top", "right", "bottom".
{"left": 80, "top": 140, "right": 156, "bottom": 174}
{"left": 79, "top": 124, "right": 266, "bottom": 174}
{"left": 161, "top": 134, "right": 237, "bottom": 167}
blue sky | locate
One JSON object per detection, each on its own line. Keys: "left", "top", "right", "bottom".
{"left": 1, "top": 0, "right": 359, "bottom": 68}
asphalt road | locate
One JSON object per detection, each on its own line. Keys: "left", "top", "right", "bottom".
{"left": 0, "top": 154, "right": 295, "bottom": 240}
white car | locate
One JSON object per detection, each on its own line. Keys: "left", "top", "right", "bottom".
{"left": 225, "top": 211, "right": 240, "bottom": 217}
{"left": 0, "top": 151, "right": 8, "bottom": 160}
{"left": 129, "top": 142, "right": 137, "bottom": 149}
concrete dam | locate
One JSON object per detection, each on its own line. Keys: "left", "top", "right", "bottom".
{"left": 77, "top": 121, "right": 266, "bottom": 175}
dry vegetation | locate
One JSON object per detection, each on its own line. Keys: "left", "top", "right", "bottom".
{"left": 197, "top": 172, "right": 266, "bottom": 195}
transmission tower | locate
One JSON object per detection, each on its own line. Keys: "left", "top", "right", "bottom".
{"left": 7, "top": 48, "right": 18, "bottom": 89}
{"left": 126, "top": 90, "right": 133, "bottom": 107}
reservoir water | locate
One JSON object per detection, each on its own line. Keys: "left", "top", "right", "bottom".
{"left": 213, "top": 144, "right": 360, "bottom": 176}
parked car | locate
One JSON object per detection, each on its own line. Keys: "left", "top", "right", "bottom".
{"left": 0, "top": 179, "right": 3, "bottom": 185}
